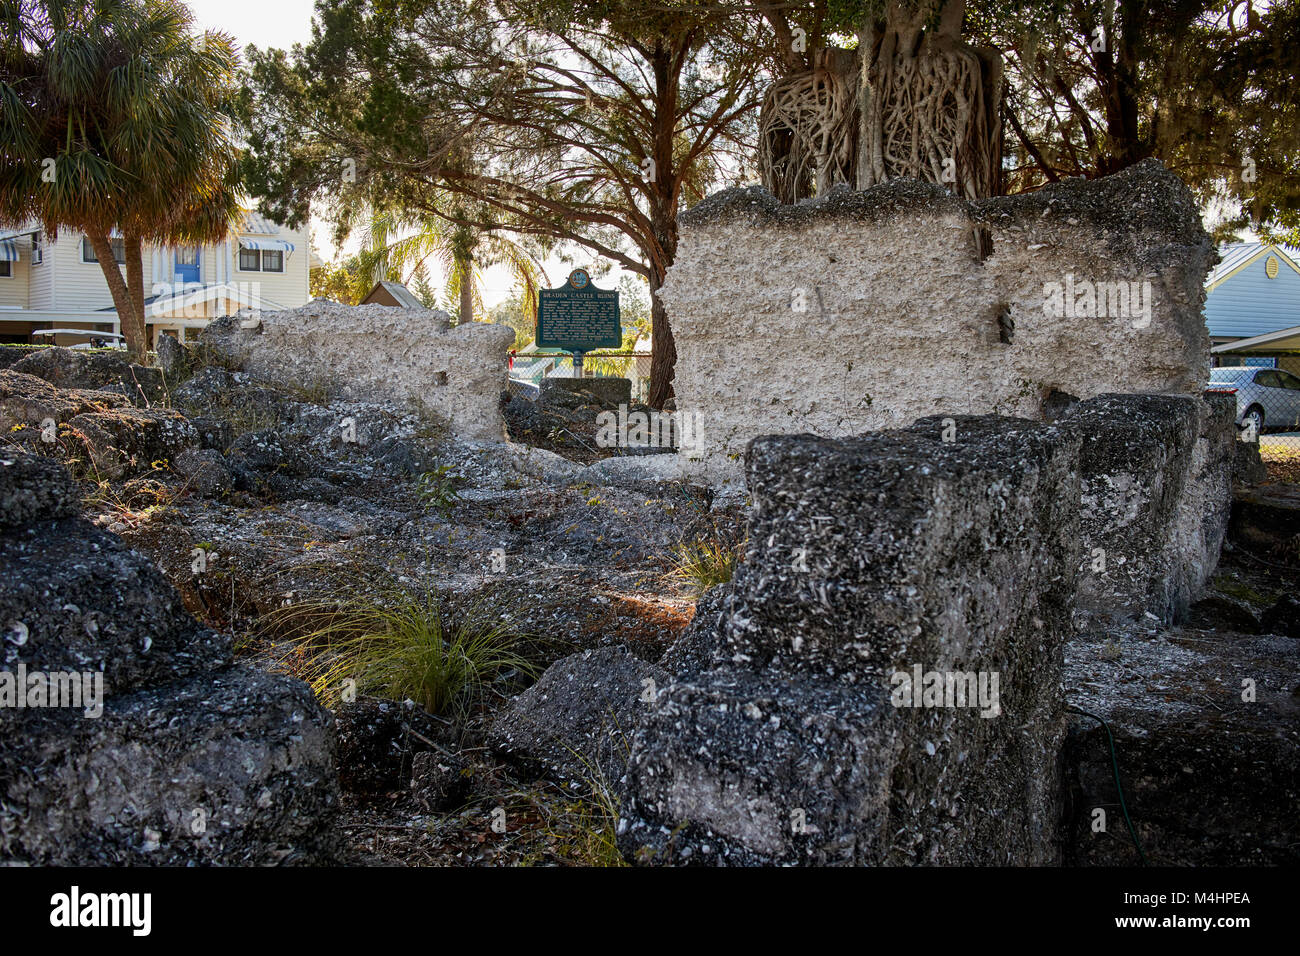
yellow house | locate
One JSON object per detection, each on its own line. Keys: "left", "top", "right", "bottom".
{"left": 0, "top": 210, "right": 313, "bottom": 347}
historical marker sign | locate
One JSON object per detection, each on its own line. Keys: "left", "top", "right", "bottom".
{"left": 536, "top": 269, "right": 621, "bottom": 353}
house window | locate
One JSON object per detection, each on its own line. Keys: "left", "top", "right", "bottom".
{"left": 31, "top": 235, "right": 42, "bottom": 265}
{"left": 0, "top": 261, "right": 10, "bottom": 278}
{"left": 239, "top": 247, "right": 261, "bottom": 271}
{"left": 82, "top": 237, "right": 125, "bottom": 264}
{"left": 261, "top": 250, "right": 284, "bottom": 273}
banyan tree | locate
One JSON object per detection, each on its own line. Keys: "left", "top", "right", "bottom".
{"left": 759, "top": 0, "right": 1004, "bottom": 202}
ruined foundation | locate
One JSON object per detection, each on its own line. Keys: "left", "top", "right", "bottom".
{"left": 660, "top": 159, "right": 1214, "bottom": 479}
{"left": 201, "top": 301, "right": 514, "bottom": 442}
{"left": 619, "top": 414, "right": 1080, "bottom": 865}
{"left": 0, "top": 452, "right": 340, "bottom": 864}
{"left": 616, "top": 393, "right": 1242, "bottom": 864}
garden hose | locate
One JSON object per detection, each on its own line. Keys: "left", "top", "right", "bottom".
{"left": 1068, "top": 704, "right": 1148, "bottom": 866}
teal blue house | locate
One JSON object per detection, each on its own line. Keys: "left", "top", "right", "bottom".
{"left": 1206, "top": 242, "right": 1300, "bottom": 375}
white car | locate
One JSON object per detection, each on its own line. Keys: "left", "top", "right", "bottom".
{"left": 1206, "top": 365, "right": 1300, "bottom": 434}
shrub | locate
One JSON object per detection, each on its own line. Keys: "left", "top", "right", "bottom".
{"left": 416, "top": 465, "right": 462, "bottom": 516}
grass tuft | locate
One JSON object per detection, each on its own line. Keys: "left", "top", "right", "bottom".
{"left": 670, "top": 535, "right": 743, "bottom": 595}
{"left": 272, "top": 589, "right": 539, "bottom": 720}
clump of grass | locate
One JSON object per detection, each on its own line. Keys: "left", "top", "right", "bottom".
{"left": 273, "top": 590, "right": 539, "bottom": 719}
{"left": 416, "top": 466, "right": 462, "bottom": 516}
{"left": 543, "top": 786, "right": 626, "bottom": 867}
{"left": 670, "top": 535, "right": 744, "bottom": 595}
{"left": 278, "top": 376, "right": 333, "bottom": 405}
{"left": 520, "top": 743, "right": 628, "bottom": 867}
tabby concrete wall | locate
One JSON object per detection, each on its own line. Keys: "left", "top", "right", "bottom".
{"left": 660, "top": 159, "right": 1215, "bottom": 480}
{"left": 617, "top": 394, "right": 1234, "bottom": 865}
{"left": 619, "top": 414, "right": 1081, "bottom": 865}
{"left": 201, "top": 302, "right": 514, "bottom": 442}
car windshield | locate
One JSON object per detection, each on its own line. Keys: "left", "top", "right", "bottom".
{"left": 1209, "top": 367, "right": 1252, "bottom": 383}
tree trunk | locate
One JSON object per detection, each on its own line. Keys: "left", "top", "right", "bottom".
{"left": 123, "top": 233, "right": 148, "bottom": 359}
{"left": 646, "top": 266, "right": 676, "bottom": 410}
{"left": 86, "top": 231, "right": 145, "bottom": 359}
{"left": 645, "top": 43, "right": 680, "bottom": 411}
{"left": 458, "top": 251, "right": 474, "bottom": 324}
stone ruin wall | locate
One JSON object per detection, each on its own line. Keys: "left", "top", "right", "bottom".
{"left": 202, "top": 301, "right": 514, "bottom": 442}
{"left": 660, "top": 159, "right": 1214, "bottom": 479}
{"left": 616, "top": 393, "right": 1238, "bottom": 865}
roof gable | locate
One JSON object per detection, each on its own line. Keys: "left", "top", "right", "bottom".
{"left": 1204, "top": 243, "right": 1300, "bottom": 338}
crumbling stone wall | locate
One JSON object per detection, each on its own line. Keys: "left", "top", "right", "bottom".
{"left": 201, "top": 301, "right": 514, "bottom": 442}
{"left": 616, "top": 393, "right": 1234, "bottom": 864}
{"left": 660, "top": 159, "right": 1213, "bottom": 479}
{"left": 1066, "top": 393, "right": 1236, "bottom": 623}
{"left": 619, "top": 414, "right": 1080, "bottom": 865}
{"left": 0, "top": 452, "right": 340, "bottom": 864}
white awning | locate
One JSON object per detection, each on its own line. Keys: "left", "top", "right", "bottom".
{"left": 0, "top": 239, "right": 18, "bottom": 261}
{"left": 238, "top": 237, "right": 295, "bottom": 252}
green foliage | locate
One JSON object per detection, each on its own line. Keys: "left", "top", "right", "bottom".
{"left": 968, "top": 0, "right": 1300, "bottom": 239}
{"left": 416, "top": 465, "right": 462, "bottom": 516}
{"left": 671, "top": 535, "right": 744, "bottom": 594}
{"left": 237, "top": 0, "right": 772, "bottom": 405}
{"left": 487, "top": 291, "right": 536, "bottom": 349}
{"left": 274, "top": 590, "right": 540, "bottom": 719}
{"left": 0, "top": 0, "right": 244, "bottom": 355}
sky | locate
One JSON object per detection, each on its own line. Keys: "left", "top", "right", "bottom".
{"left": 186, "top": 0, "right": 317, "bottom": 53}
{"left": 184, "top": 0, "right": 628, "bottom": 309}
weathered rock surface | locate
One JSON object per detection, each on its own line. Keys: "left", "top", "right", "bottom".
{"left": 661, "top": 159, "right": 1214, "bottom": 479}
{"left": 0, "top": 666, "right": 338, "bottom": 865}
{"left": 491, "top": 646, "right": 669, "bottom": 788}
{"left": 0, "top": 369, "right": 127, "bottom": 432}
{"left": 1, "top": 517, "right": 229, "bottom": 694}
{"left": 1064, "top": 393, "right": 1232, "bottom": 624}
{"left": 657, "top": 584, "right": 731, "bottom": 679}
{"left": 541, "top": 377, "right": 632, "bottom": 409}
{"left": 10, "top": 346, "right": 165, "bottom": 406}
{"left": 67, "top": 405, "right": 199, "bottom": 480}
{"left": 0, "top": 451, "right": 80, "bottom": 528}
{"left": 619, "top": 414, "right": 1079, "bottom": 865}
{"left": 0, "top": 451, "right": 340, "bottom": 865}
{"left": 333, "top": 698, "right": 455, "bottom": 796}
{"left": 172, "top": 447, "right": 233, "bottom": 497}
{"left": 199, "top": 302, "right": 514, "bottom": 442}
{"left": 156, "top": 333, "right": 186, "bottom": 377}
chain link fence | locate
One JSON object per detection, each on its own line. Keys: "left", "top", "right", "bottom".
{"left": 508, "top": 351, "right": 652, "bottom": 403}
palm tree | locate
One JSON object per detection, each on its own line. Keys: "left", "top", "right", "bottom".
{"left": 0, "top": 0, "right": 242, "bottom": 359}
{"left": 354, "top": 206, "right": 547, "bottom": 327}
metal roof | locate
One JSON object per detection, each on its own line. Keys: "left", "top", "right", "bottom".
{"left": 362, "top": 280, "right": 425, "bottom": 309}
{"left": 239, "top": 211, "right": 280, "bottom": 235}
{"left": 1206, "top": 241, "right": 1300, "bottom": 287}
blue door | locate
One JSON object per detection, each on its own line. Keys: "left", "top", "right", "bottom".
{"left": 174, "top": 247, "right": 200, "bottom": 283}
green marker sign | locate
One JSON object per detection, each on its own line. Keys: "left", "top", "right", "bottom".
{"left": 537, "top": 269, "right": 621, "bottom": 353}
